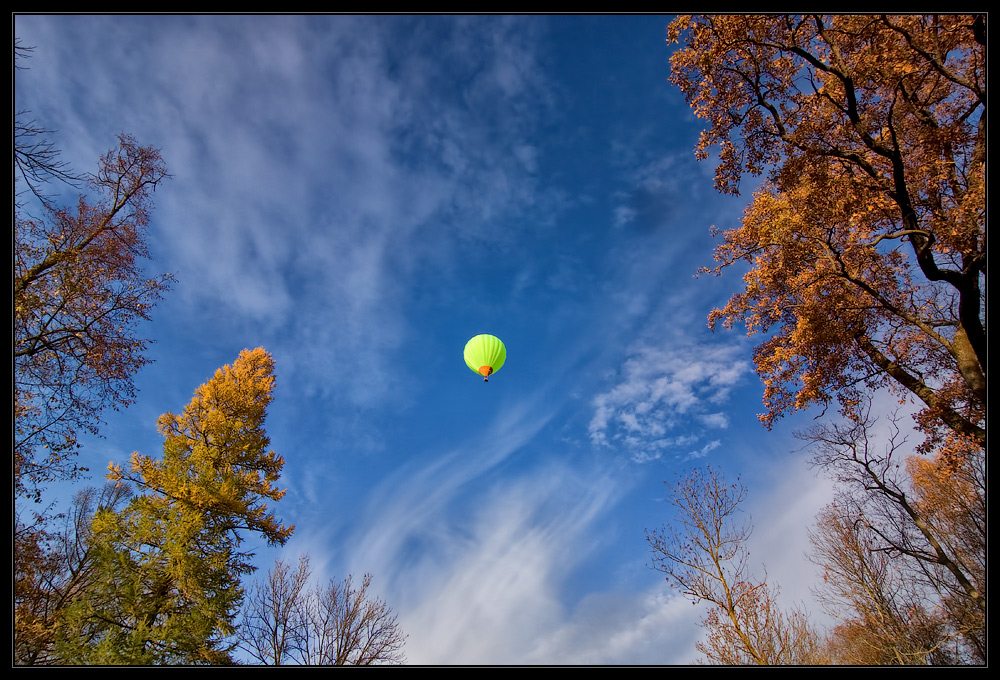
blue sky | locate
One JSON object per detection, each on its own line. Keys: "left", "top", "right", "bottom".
{"left": 15, "top": 14, "right": 839, "bottom": 664}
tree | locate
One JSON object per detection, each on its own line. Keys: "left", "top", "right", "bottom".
{"left": 237, "top": 555, "right": 407, "bottom": 665}
{"left": 806, "top": 403, "right": 985, "bottom": 664}
{"left": 14, "top": 484, "right": 131, "bottom": 665}
{"left": 53, "top": 348, "right": 293, "bottom": 665}
{"left": 300, "top": 572, "right": 407, "bottom": 666}
{"left": 237, "top": 555, "right": 312, "bottom": 665}
{"left": 811, "top": 504, "right": 959, "bottom": 665}
{"left": 666, "top": 18, "right": 985, "bottom": 663}
{"left": 14, "top": 113, "right": 80, "bottom": 207}
{"left": 646, "top": 466, "right": 824, "bottom": 664}
{"left": 15, "top": 132, "right": 171, "bottom": 502}
{"left": 906, "top": 444, "right": 985, "bottom": 657}
{"left": 670, "top": 15, "right": 985, "bottom": 453}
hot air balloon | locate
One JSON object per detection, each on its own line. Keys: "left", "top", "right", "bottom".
{"left": 464, "top": 334, "right": 506, "bottom": 382}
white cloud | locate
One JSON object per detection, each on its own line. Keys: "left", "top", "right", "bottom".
{"left": 16, "top": 16, "right": 842, "bottom": 666}
{"left": 698, "top": 412, "right": 729, "bottom": 429}
{"left": 351, "top": 456, "right": 702, "bottom": 665}
{"left": 685, "top": 439, "right": 721, "bottom": 460}
{"left": 286, "top": 386, "right": 703, "bottom": 665}
{"left": 589, "top": 343, "right": 748, "bottom": 462}
{"left": 522, "top": 588, "right": 704, "bottom": 665}
{"left": 97, "top": 16, "right": 560, "bottom": 407}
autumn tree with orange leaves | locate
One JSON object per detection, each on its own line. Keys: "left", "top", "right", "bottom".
{"left": 668, "top": 15, "right": 985, "bottom": 459}
{"left": 663, "top": 15, "right": 985, "bottom": 665}
{"left": 806, "top": 403, "right": 984, "bottom": 664}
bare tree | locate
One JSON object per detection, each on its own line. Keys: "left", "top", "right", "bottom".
{"left": 237, "top": 557, "right": 406, "bottom": 665}
{"left": 805, "top": 403, "right": 985, "bottom": 664}
{"left": 646, "top": 466, "right": 825, "bottom": 664}
{"left": 237, "top": 556, "right": 311, "bottom": 665}
{"left": 298, "top": 573, "right": 407, "bottom": 665}
{"left": 14, "top": 115, "right": 82, "bottom": 209}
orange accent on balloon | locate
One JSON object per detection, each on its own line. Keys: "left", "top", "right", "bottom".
{"left": 479, "top": 366, "right": 494, "bottom": 377}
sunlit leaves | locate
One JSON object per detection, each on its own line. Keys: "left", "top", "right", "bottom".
{"left": 671, "top": 15, "right": 985, "bottom": 449}
{"left": 57, "top": 349, "right": 292, "bottom": 664}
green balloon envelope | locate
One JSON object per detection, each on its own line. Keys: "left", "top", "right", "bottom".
{"left": 464, "top": 334, "right": 506, "bottom": 381}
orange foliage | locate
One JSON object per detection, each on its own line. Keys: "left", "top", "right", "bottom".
{"left": 907, "top": 449, "right": 985, "bottom": 614}
{"left": 670, "top": 15, "right": 985, "bottom": 450}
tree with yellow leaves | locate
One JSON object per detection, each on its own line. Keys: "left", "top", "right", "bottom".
{"left": 53, "top": 348, "right": 293, "bottom": 664}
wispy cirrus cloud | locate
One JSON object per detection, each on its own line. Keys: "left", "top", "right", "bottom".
{"left": 393, "top": 467, "right": 619, "bottom": 664}
{"left": 338, "top": 448, "right": 702, "bottom": 664}
{"left": 520, "top": 587, "right": 704, "bottom": 665}
{"left": 16, "top": 15, "right": 839, "bottom": 666}
{"left": 17, "top": 15, "right": 559, "bottom": 408}
{"left": 293, "top": 392, "right": 667, "bottom": 664}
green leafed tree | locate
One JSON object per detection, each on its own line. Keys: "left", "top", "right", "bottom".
{"left": 14, "top": 484, "right": 131, "bottom": 665}
{"left": 53, "top": 348, "right": 293, "bottom": 664}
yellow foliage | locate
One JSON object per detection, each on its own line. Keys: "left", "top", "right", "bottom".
{"left": 107, "top": 347, "right": 292, "bottom": 546}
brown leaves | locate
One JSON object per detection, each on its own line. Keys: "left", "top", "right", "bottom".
{"left": 672, "top": 21, "right": 986, "bottom": 661}
{"left": 15, "top": 135, "right": 171, "bottom": 502}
